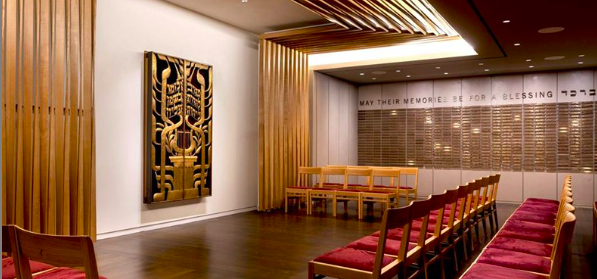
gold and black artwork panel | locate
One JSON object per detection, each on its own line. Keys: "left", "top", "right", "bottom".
{"left": 144, "top": 52, "right": 213, "bottom": 204}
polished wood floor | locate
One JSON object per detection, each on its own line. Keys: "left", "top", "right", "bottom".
{"left": 95, "top": 202, "right": 596, "bottom": 279}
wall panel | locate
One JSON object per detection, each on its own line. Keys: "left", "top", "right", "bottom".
{"left": 357, "top": 69, "right": 597, "bottom": 205}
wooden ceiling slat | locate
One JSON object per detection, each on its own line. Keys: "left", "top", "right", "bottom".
{"left": 263, "top": 0, "right": 458, "bottom": 54}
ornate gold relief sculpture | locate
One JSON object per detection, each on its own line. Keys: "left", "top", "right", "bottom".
{"left": 143, "top": 52, "right": 213, "bottom": 203}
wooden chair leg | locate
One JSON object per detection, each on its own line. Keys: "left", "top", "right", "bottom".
{"left": 308, "top": 262, "right": 315, "bottom": 279}
{"left": 481, "top": 214, "right": 488, "bottom": 241}
{"left": 308, "top": 195, "right": 312, "bottom": 215}
{"left": 285, "top": 194, "right": 289, "bottom": 213}
{"left": 488, "top": 210, "right": 495, "bottom": 235}
{"left": 332, "top": 196, "right": 337, "bottom": 217}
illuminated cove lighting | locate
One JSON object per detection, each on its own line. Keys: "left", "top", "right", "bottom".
{"left": 309, "top": 38, "right": 477, "bottom": 70}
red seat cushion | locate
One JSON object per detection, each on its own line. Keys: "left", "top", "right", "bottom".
{"left": 514, "top": 209, "right": 556, "bottom": 219}
{"left": 2, "top": 258, "right": 54, "bottom": 279}
{"left": 501, "top": 219, "right": 555, "bottom": 234}
{"left": 517, "top": 204, "right": 558, "bottom": 213}
{"left": 32, "top": 267, "right": 108, "bottom": 279}
{"left": 313, "top": 247, "right": 394, "bottom": 272}
{"left": 411, "top": 220, "right": 438, "bottom": 233}
{"left": 487, "top": 237, "right": 552, "bottom": 257}
{"left": 346, "top": 236, "right": 416, "bottom": 255}
{"left": 399, "top": 186, "right": 413, "bottom": 190}
{"left": 508, "top": 213, "right": 555, "bottom": 226}
{"left": 477, "top": 248, "right": 551, "bottom": 274}
{"left": 524, "top": 198, "right": 558, "bottom": 205}
{"left": 370, "top": 228, "right": 432, "bottom": 242}
{"left": 286, "top": 186, "right": 310, "bottom": 189}
{"left": 496, "top": 228, "right": 554, "bottom": 243}
{"left": 462, "top": 263, "right": 548, "bottom": 279}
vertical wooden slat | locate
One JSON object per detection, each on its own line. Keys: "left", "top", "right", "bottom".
{"left": 2, "top": 0, "right": 15, "bottom": 225}
{"left": 81, "top": 0, "right": 94, "bottom": 237}
{"left": 15, "top": 0, "right": 26, "bottom": 229}
{"left": 31, "top": 0, "right": 42, "bottom": 233}
{"left": 38, "top": 0, "right": 50, "bottom": 233}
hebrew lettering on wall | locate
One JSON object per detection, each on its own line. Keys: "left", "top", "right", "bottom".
{"left": 143, "top": 52, "right": 213, "bottom": 203}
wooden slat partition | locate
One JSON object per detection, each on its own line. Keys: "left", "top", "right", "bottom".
{"left": 259, "top": 40, "right": 310, "bottom": 211}
{"left": 2, "top": 0, "right": 96, "bottom": 239}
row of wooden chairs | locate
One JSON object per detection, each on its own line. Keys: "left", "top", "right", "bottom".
{"left": 308, "top": 174, "right": 501, "bottom": 279}
{"left": 2, "top": 225, "right": 105, "bottom": 279}
{"left": 461, "top": 176, "right": 575, "bottom": 279}
{"left": 285, "top": 166, "right": 418, "bottom": 219}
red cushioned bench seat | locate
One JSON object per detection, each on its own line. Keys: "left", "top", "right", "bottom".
{"left": 2, "top": 257, "right": 54, "bottom": 279}
{"left": 476, "top": 248, "right": 551, "bottom": 274}
{"left": 312, "top": 247, "right": 394, "bottom": 272}
{"left": 461, "top": 263, "right": 548, "bottom": 279}
{"left": 486, "top": 236, "right": 552, "bottom": 257}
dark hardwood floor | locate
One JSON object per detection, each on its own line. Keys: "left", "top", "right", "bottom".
{"left": 95, "top": 202, "right": 596, "bottom": 279}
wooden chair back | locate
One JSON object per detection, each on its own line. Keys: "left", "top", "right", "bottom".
{"left": 344, "top": 168, "right": 372, "bottom": 189}
{"left": 490, "top": 173, "right": 501, "bottom": 203}
{"left": 428, "top": 192, "right": 447, "bottom": 236}
{"left": 325, "top": 165, "right": 347, "bottom": 168}
{"left": 409, "top": 198, "right": 433, "bottom": 247}
{"left": 371, "top": 168, "right": 401, "bottom": 190}
{"left": 467, "top": 180, "right": 481, "bottom": 215}
{"left": 297, "top": 167, "right": 322, "bottom": 187}
{"left": 375, "top": 206, "right": 412, "bottom": 274}
{"left": 478, "top": 177, "right": 490, "bottom": 207}
{"left": 444, "top": 188, "right": 460, "bottom": 228}
{"left": 397, "top": 167, "right": 418, "bottom": 191}
{"left": 14, "top": 226, "right": 100, "bottom": 279}
{"left": 319, "top": 167, "right": 347, "bottom": 188}
{"left": 549, "top": 212, "right": 576, "bottom": 279}
{"left": 456, "top": 185, "right": 469, "bottom": 222}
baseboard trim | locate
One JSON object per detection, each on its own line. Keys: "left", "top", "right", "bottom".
{"left": 97, "top": 206, "right": 257, "bottom": 240}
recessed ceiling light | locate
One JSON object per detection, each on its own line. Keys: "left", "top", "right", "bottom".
{"left": 538, "top": 27, "right": 565, "bottom": 34}
{"left": 478, "top": 63, "right": 484, "bottom": 66}
{"left": 241, "top": 0, "right": 249, "bottom": 2}
{"left": 545, "top": 56, "right": 565, "bottom": 61}
{"left": 578, "top": 61, "right": 584, "bottom": 64}
{"left": 529, "top": 65, "right": 534, "bottom": 68}
{"left": 526, "top": 59, "right": 532, "bottom": 62}
{"left": 484, "top": 69, "right": 490, "bottom": 72}
{"left": 444, "top": 72, "right": 449, "bottom": 75}
{"left": 372, "top": 78, "right": 377, "bottom": 80}
{"left": 503, "top": 20, "right": 511, "bottom": 23}
{"left": 406, "top": 75, "right": 411, "bottom": 78}
{"left": 396, "top": 69, "right": 401, "bottom": 73}
{"left": 360, "top": 73, "right": 365, "bottom": 76}
{"left": 372, "top": 71, "right": 387, "bottom": 75}
{"left": 514, "top": 43, "right": 521, "bottom": 46}
{"left": 436, "top": 66, "right": 441, "bottom": 69}
{"left": 578, "top": 55, "right": 585, "bottom": 58}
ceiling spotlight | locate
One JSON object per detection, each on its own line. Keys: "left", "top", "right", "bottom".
{"left": 406, "top": 75, "right": 411, "bottom": 78}
{"left": 538, "top": 27, "right": 565, "bottom": 34}
{"left": 436, "top": 66, "right": 441, "bottom": 69}
{"left": 529, "top": 65, "right": 534, "bottom": 68}
{"left": 503, "top": 20, "right": 511, "bottom": 23}
{"left": 372, "top": 71, "right": 387, "bottom": 75}
{"left": 396, "top": 69, "right": 401, "bottom": 73}
{"left": 579, "top": 55, "right": 585, "bottom": 58}
{"left": 242, "top": 0, "right": 249, "bottom": 2}
{"left": 478, "top": 63, "right": 484, "bottom": 66}
{"left": 484, "top": 69, "right": 490, "bottom": 72}
{"left": 444, "top": 72, "right": 449, "bottom": 75}
{"left": 372, "top": 78, "right": 377, "bottom": 80}
{"left": 514, "top": 43, "right": 521, "bottom": 46}
{"left": 578, "top": 61, "right": 584, "bottom": 64}
{"left": 545, "top": 56, "right": 565, "bottom": 61}
{"left": 526, "top": 59, "right": 532, "bottom": 62}
{"left": 360, "top": 73, "right": 365, "bottom": 76}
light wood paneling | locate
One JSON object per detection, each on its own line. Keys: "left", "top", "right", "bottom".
{"left": 2, "top": 0, "right": 96, "bottom": 238}
{"left": 259, "top": 40, "right": 310, "bottom": 211}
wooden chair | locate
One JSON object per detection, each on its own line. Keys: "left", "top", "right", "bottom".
{"left": 309, "top": 167, "right": 346, "bottom": 216}
{"left": 437, "top": 188, "right": 460, "bottom": 278}
{"left": 488, "top": 173, "right": 500, "bottom": 231}
{"left": 2, "top": 225, "right": 55, "bottom": 279}
{"left": 285, "top": 167, "right": 322, "bottom": 213}
{"left": 402, "top": 197, "right": 432, "bottom": 279}
{"left": 453, "top": 183, "right": 471, "bottom": 263}
{"left": 360, "top": 169, "right": 400, "bottom": 219}
{"left": 14, "top": 226, "right": 103, "bottom": 279}
{"left": 336, "top": 168, "right": 372, "bottom": 217}
{"left": 472, "top": 177, "right": 490, "bottom": 241}
{"left": 483, "top": 175, "right": 497, "bottom": 235}
{"left": 308, "top": 206, "right": 412, "bottom": 279}
{"left": 397, "top": 168, "right": 418, "bottom": 206}
{"left": 419, "top": 192, "right": 447, "bottom": 279}
{"left": 466, "top": 179, "right": 482, "bottom": 250}
{"left": 593, "top": 201, "right": 596, "bottom": 248}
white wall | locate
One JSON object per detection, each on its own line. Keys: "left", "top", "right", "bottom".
{"left": 311, "top": 72, "right": 358, "bottom": 183}
{"left": 95, "top": 0, "right": 259, "bottom": 237}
